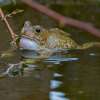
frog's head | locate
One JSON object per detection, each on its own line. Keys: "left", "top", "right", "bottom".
{"left": 20, "top": 21, "right": 48, "bottom": 50}
{"left": 21, "top": 21, "right": 47, "bottom": 39}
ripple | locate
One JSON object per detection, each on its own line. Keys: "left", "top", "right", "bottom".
{"left": 49, "top": 91, "right": 70, "bottom": 100}
{"left": 54, "top": 73, "right": 63, "bottom": 77}
{"left": 50, "top": 80, "right": 62, "bottom": 89}
{"left": 44, "top": 56, "right": 79, "bottom": 64}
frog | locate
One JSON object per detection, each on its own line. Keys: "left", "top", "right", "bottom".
{"left": 1, "top": 21, "right": 100, "bottom": 59}
{"left": 18, "top": 21, "right": 100, "bottom": 52}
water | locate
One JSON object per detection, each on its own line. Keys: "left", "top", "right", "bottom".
{"left": 0, "top": 1, "right": 100, "bottom": 100}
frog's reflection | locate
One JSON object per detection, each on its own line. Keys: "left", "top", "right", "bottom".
{"left": 0, "top": 49, "right": 80, "bottom": 100}
{"left": 0, "top": 59, "right": 53, "bottom": 100}
{"left": 0, "top": 49, "right": 79, "bottom": 77}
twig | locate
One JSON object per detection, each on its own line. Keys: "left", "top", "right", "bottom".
{"left": 0, "top": 8, "right": 16, "bottom": 41}
{"left": 5, "top": 9, "right": 24, "bottom": 18}
{"left": 22, "top": 0, "right": 100, "bottom": 38}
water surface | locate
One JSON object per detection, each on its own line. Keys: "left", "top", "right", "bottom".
{"left": 0, "top": 2, "right": 100, "bottom": 100}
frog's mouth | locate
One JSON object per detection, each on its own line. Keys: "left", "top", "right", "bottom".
{"left": 19, "top": 35, "right": 40, "bottom": 50}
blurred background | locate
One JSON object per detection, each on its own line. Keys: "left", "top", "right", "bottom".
{"left": 0, "top": 0, "right": 100, "bottom": 100}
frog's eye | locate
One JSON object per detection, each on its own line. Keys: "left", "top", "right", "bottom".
{"left": 36, "top": 28, "right": 41, "bottom": 33}
{"left": 33, "top": 25, "right": 44, "bottom": 34}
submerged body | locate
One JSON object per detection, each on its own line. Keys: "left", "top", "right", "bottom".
{"left": 18, "top": 21, "right": 100, "bottom": 52}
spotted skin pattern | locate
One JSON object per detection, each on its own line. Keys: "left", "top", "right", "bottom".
{"left": 20, "top": 21, "right": 100, "bottom": 50}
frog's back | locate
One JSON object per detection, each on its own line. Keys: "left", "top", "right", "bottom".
{"left": 45, "top": 28, "right": 78, "bottom": 49}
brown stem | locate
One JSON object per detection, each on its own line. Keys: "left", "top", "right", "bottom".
{"left": 0, "top": 8, "right": 16, "bottom": 40}
{"left": 22, "top": 0, "right": 100, "bottom": 38}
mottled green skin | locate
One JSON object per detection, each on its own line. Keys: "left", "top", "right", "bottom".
{"left": 21, "top": 21, "right": 100, "bottom": 50}
{"left": 1, "top": 21, "right": 100, "bottom": 59}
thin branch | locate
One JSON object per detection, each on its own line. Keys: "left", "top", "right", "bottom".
{"left": 0, "top": 8, "right": 16, "bottom": 41}
{"left": 22, "top": 0, "right": 100, "bottom": 38}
